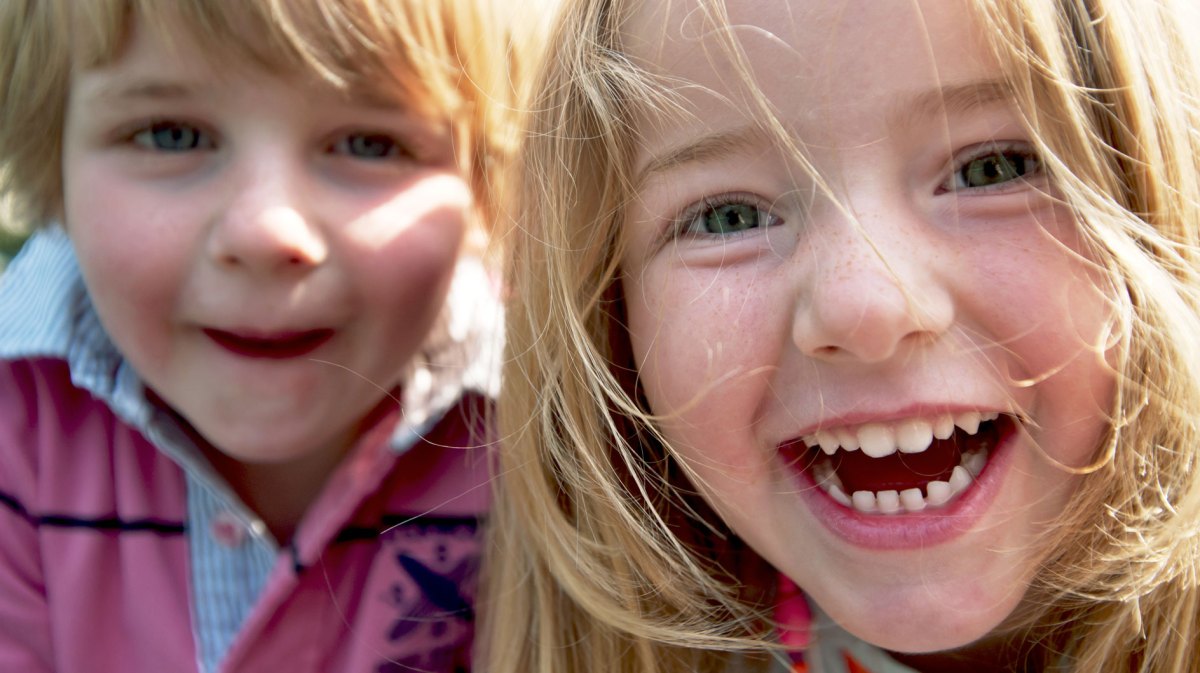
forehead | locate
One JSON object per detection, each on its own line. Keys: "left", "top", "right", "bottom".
{"left": 625, "top": 0, "right": 1003, "bottom": 155}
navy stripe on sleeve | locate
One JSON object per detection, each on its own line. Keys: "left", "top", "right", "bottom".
{"left": 0, "top": 489, "right": 185, "bottom": 535}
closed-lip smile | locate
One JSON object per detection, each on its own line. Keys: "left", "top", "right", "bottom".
{"left": 203, "top": 328, "right": 334, "bottom": 359}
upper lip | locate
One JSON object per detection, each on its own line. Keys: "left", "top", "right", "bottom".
{"left": 206, "top": 326, "right": 332, "bottom": 340}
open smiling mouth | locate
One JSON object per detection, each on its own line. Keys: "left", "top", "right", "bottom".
{"left": 780, "top": 413, "right": 1017, "bottom": 515}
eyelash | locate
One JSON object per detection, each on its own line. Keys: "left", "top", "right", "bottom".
{"left": 123, "top": 120, "right": 414, "bottom": 161}
{"left": 671, "top": 192, "right": 781, "bottom": 239}
{"left": 661, "top": 142, "right": 1038, "bottom": 239}
{"left": 328, "top": 133, "right": 413, "bottom": 161}
{"left": 940, "top": 141, "right": 1043, "bottom": 194}
{"left": 129, "top": 120, "right": 214, "bottom": 152}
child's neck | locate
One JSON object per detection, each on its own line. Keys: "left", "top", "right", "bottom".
{"left": 199, "top": 431, "right": 357, "bottom": 545}
{"left": 890, "top": 633, "right": 1040, "bottom": 673}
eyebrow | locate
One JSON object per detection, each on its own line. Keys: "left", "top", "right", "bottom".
{"left": 894, "top": 79, "right": 1014, "bottom": 128}
{"left": 635, "top": 124, "right": 770, "bottom": 188}
{"left": 88, "top": 80, "right": 199, "bottom": 104}
{"left": 635, "top": 79, "right": 1014, "bottom": 185}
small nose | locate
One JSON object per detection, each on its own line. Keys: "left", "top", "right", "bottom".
{"left": 208, "top": 163, "right": 328, "bottom": 274}
{"left": 791, "top": 209, "right": 954, "bottom": 364}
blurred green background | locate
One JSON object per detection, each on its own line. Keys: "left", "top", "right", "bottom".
{"left": 0, "top": 228, "right": 26, "bottom": 268}
{"left": 0, "top": 189, "right": 30, "bottom": 270}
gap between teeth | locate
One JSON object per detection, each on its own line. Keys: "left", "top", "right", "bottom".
{"left": 804, "top": 411, "right": 1000, "bottom": 459}
{"left": 813, "top": 448, "right": 988, "bottom": 514}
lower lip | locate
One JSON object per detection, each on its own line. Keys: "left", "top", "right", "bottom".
{"left": 786, "top": 427, "right": 1017, "bottom": 551}
{"left": 203, "top": 328, "right": 334, "bottom": 359}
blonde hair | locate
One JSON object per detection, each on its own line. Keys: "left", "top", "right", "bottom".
{"left": 484, "top": 0, "right": 1200, "bottom": 671}
{"left": 0, "top": 0, "right": 537, "bottom": 235}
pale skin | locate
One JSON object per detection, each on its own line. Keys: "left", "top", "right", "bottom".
{"left": 621, "top": 0, "right": 1115, "bottom": 668}
{"left": 60, "top": 14, "right": 471, "bottom": 542}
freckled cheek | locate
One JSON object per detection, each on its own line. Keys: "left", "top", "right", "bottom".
{"left": 629, "top": 284, "right": 772, "bottom": 432}
{"left": 962, "top": 240, "right": 1117, "bottom": 468}
{"left": 658, "top": 399, "right": 775, "bottom": 489}
{"left": 960, "top": 235, "right": 1105, "bottom": 362}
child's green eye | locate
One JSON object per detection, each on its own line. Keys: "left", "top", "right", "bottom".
{"left": 690, "top": 202, "right": 770, "bottom": 235}
{"left": 954, "top": 150, "right": 1040, "bottom": 190}
{"left": 133, "top": 122, "right": 212, "bottom": 152}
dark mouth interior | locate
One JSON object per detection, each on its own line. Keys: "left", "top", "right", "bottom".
{"left": 810, "top": 416, "right": 1010, "bottom": 495}
{"left": 206, "top": 329, "right": 333, "bottom": 357}
{"left": 235, "top": 332, "right": 327, "bottom": 349}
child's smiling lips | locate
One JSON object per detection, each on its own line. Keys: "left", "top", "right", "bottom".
{"left": 203, "top": 327, "right": 335, "bottom": 359}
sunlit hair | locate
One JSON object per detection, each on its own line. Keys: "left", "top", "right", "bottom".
{"left": 0, "top": 0, "right": 538, "bottom": 235}
{"left": 483, "top": 0, "right": 1200, "bottom": 671}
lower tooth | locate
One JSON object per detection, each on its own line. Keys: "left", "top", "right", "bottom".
{"left": 925, "top": 480, "right": 952, "bottom": 506}
{"left": 876, "top": 490, "right": 901, "bottom": 515}
{"left": 948, "top": 465, "right": 972, "bottom": 492}
{"left": 900, "top": 488, "right": 926, "bottom": 512}
{"left": 828, "top": 483, "right": 851, "bottom": 507}
{"left": 964, "top": 450, "right": 987, "bottom": 477}
{"left": 852, "top": 490, "right": 877, "bottom": 513}
{"left": 814, "top": 462, "right": 846, "bottom": 494}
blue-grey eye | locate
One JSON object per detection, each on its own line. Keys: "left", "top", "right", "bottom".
{"left": 134, "top": 123, "right": 210, "bottom": 151}
{"left": 337, "top": 133, "right": 408, "bottom": 159}
{"left": 956, "top": 150, "right": 1039, "bottom": 189}
{"left": 700, "top": 202, "right": 764, "bottom": 234}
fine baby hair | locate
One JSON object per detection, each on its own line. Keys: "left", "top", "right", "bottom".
{"left": 485, "top": 0, "right": 1200, "bottom": 671}
{"left": 0, "top": 1, "right": 533, "bottom": 672}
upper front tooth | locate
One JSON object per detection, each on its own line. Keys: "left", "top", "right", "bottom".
{"left": 955, "top": 411, "right": 982, "bottom": 435}
{"left": 857, "top": 423, "right": 897, "bottom": 458}
{"left": 835, "top": 428, "right": 860, "bottom": 451}
{"left": 896, "top": 418, "right": 933, "bottom": 454}
{"left": 816, "top": 431, "right": 840, "bottom": 455}
{"left": 933, "top": 414, "right": 955, "bottom": 440}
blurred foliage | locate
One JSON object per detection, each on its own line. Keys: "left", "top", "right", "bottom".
{"left": 0, "top": 192, "right": 31, "bottom": 269}
{"left": 0, "top": 227, "right": 27, "bottom": 267}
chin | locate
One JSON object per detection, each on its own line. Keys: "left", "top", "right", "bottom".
{"left": 823, "top": 587, "right": 1023, "bottom": 655}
